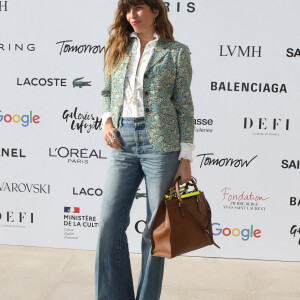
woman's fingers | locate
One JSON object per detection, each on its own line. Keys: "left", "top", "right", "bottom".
{"left": 111, "top": 138, "right": 121, "bottom": 149}
{"left": 177, "top": 172, "right": 191, "bottom": 185}
{"left": 103, "top": 135, "right": 114, "bottom": 148}
{"left": 180, "top": 176, "right": 191, "bottom": 185}
{"left": 110, "top": 129, "right": 121, "bottom": 149}
{"left": 103, "top": 128, "right": 121, "bottom": 150}
{"left": 109, "top": 130, "right": 121, "bottom": 149}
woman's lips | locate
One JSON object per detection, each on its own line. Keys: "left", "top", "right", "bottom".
{"left": 131, "top": 21, "right": 140, "bottom": 25}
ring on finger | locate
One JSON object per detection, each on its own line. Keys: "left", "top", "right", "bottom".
{"left": 106, "top": 139, "right": 111, "bottom": 145}
{"left": 112, "top": 134, "right": 117, "bottom": 140}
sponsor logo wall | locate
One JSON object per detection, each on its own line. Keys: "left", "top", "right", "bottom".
{"left": 1, "top": 0, "right": 300, "bottom": 261}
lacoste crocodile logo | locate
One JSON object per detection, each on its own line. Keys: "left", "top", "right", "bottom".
{"left": 136, "top": 189, "right": 146, "bottom": 199}
{"left": 72, "top": 77, "right": 91, "bottom": 88}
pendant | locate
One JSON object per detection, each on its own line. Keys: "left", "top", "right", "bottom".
{"left": 130, "top": 96, "right": 135, "bottom": 103}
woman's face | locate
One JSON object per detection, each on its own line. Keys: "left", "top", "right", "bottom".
{"left": 126, "top": 4, "right": 158, "bottom": 34}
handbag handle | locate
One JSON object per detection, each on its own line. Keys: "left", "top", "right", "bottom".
{"left": 184, "top": 176, "right": 199, "bottom": 191}
{"left": 174, "top": 176, "right": 199, "bottom": 204}
{"left": 172, "top": 176, "right": 198, "bottom": 189}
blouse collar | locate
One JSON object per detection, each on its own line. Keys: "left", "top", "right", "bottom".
{"left": 130, "top": 31, "right": 160, "bottom": 41}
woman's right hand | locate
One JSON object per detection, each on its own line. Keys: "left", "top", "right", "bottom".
{"left": 103, "top": 118, "right": 121, "bottom": 150}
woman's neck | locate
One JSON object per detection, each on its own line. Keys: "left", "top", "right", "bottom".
{"left": 137, "top": 28, "right": 156, "bottom": 46}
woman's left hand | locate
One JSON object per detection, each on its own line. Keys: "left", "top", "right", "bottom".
{"left": 173, "top": 158, "right": 192, "bottom": 185}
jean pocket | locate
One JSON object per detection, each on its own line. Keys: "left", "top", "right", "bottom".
{"left": 116, "top": 127, "right": 127, "bottom": 148}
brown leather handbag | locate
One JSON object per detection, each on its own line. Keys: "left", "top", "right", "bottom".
{"left": 151, "top": 177, "right": 220, "bottom": 258}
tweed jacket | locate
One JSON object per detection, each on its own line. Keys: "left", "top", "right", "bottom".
{"left": 101, "top": 37, "right": 194, "bottom": 152}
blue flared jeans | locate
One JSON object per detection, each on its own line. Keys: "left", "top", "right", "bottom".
{"left": 95, "top": 117, "right": 180, "bottom": 300}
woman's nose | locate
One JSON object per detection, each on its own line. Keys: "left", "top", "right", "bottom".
{"left": 128, "top": 9, "right": 137, "bottom": 19}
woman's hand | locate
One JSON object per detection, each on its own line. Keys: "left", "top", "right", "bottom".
{"left": 173, "top": 158, "right": 192, "bottom": 185}
{"left": 103, "top": 118, "right": 121, "bottom": 150}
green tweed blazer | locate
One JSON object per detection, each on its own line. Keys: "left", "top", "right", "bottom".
{"left": 101, "top": 37, "right": 194, "bottom": 152}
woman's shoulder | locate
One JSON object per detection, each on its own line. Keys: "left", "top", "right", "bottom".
{"left": 165, "top": 40, "right": 190, "bottom": 52}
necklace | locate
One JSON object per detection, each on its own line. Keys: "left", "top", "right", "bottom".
{"left": 126, "top": 76, "right": 136, "bottom": 104}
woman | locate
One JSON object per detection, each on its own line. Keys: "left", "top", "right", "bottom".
{"left": 95, "top": 0, "right": 195, "bottom": 299}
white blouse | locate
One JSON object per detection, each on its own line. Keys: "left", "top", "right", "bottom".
{"left": 102, "top": 31, "right": 195, "bottom": 161}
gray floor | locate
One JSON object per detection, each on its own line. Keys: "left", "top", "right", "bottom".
{"left": 0, "top": 245, "right": 300, "bottom": 300}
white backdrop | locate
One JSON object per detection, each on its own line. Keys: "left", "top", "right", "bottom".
{"left": 1, "top": 0, "right": 300, "bottom": 261}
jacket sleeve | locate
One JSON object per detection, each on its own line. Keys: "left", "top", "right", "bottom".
{"left": 172, "top": 45, "right": 194, "bottom": 144}
{"left": 101, "top": 70, "right": 112, "bottom": 114}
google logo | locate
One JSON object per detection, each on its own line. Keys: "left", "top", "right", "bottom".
{"left": 0, "top": 110, "right": 40, "bottom": 127}
{"left": 212, "top": 222, "right": 261, "bottom": 241}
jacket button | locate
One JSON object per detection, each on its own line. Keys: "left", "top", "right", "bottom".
{"left": 144, "top": 74, "right": 148, "bottom": 79}
{"left": 145, "top": 91, "right": 149, "bottom": 96}
{"left": 145, "top": 108, "right": 150, "bottom": 113}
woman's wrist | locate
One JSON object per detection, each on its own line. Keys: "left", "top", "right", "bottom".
{"left": 105, "top": 117, "right": 113, "bottom": 125}
{"left": 104, "top": 117, "right": 114, "bottom": 131}
{"left": 180, "top": 158, "right": 191, "bottom": 163}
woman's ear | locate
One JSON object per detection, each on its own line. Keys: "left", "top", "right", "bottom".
{"left": 153, "top": 8, "right": 159, "bottom": 18}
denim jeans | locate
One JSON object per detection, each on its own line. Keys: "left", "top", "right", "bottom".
{"left": 95, "top": 117, "right": 180, "bottom": 300}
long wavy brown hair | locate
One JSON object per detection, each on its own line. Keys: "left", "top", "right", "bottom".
{"left": 104, "top": 0, "right": 174, "bottom": 75}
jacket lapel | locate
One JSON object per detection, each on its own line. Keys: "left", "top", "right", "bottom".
{"left": 145, "top": 38, "right": 170, "bottom": 73}
{"left": 118, "top": 37, "right": 170, "bottom": 76}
